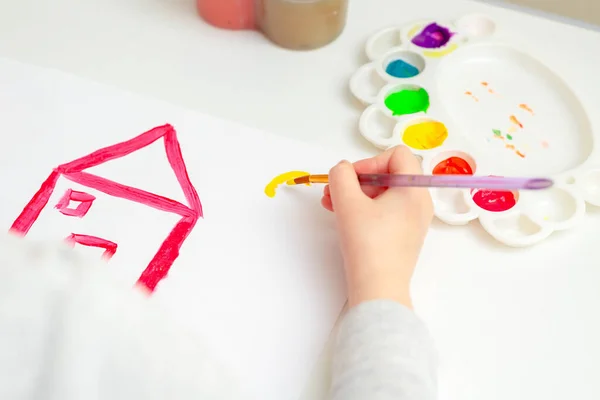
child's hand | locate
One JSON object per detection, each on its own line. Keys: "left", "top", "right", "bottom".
{"left": 322, "top": 146, "right": 433, "bottom": 308}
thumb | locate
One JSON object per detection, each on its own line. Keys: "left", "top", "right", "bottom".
{"left": 329, "top": 160, "right": 364, "bottom": 215}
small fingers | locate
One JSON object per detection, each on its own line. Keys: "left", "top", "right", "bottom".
{"left": 321, "top": 195, "right": 334, "bottom": 212}
{"left": 329, "top": 160, "right": 365, "bottom": 216}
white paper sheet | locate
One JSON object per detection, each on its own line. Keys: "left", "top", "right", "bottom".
{"left": 0, "top": 57, "right": 347, "bottom": 400}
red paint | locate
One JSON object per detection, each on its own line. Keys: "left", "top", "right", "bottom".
{"left": 472, "top": 189, "right": 517, "bottom": 212}
{"left": 65, "top": 233, "right": 118, "bottom": 259}
{"left": 63, "top": 172, "right": 194, "bottom": 217}
{"left": 55, "top": 189, "right": 96, "bottom": 217}
{"left": 433, "top": 156, "right": 473, "bottom": 175}
{"left": 10, "top": 124, "right": 202, "bottom": 292}
{"left": 138, "top": 216, "right": 196, "bottom": 291}
{"left": 10, "top": 170, "right": 60, "bottom": 235}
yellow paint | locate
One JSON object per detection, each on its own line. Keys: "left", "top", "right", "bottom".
{"left": 402, "top": 121, "right": 448, "bottom": 150}
{"left": 423, "top": 43, "right": 458, "bottom": 58}
{"left": 407, "top": 24, "right": 423, "bottom": 38}
{"left": 264, "top": 171, "right": 310, "bottom": 198}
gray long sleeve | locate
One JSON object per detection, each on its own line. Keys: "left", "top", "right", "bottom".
{"left": 331, "top": 301, "right": 438, "bottom": 400}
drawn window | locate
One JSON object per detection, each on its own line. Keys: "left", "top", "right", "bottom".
{"left": 55, "top": 189, "right": 96, "bottom": 217}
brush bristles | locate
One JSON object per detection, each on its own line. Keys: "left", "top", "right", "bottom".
{"left": 292, "top": 176, "right": 310, "bottom": 185}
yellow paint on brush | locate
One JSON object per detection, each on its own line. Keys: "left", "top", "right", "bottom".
{"left": 264, "top": 171, "right": 310, "bottom": 198}
{"left": 423, "top": 43, "right": 458, "bottom": 58}
{"left": 402, "top": 121, "right": 448, "bottom": 150}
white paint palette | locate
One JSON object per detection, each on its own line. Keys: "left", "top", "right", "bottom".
{"left": 350, "top": 14, "right": 600, "bottom": 247}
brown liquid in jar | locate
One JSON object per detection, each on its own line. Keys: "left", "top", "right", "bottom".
{"left": 256, "top": 0, "right": 349, "bottom": 50}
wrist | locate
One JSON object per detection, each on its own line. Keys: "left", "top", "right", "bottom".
{"left": 346, "top": 268, "right": 413, "bottom": 309}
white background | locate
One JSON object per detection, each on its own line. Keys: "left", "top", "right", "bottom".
{"left": 1, "top": 1, "right": 600, "bottom": 399}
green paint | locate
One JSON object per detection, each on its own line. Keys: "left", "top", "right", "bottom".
{"left": 492, "top": 129, "right": 502, "bottom": 137}
{"left": 506, "top": 134, "right": 513, "bottom": 140}
{"left": 384, "top": 88, "right": 430, "bottom": 116}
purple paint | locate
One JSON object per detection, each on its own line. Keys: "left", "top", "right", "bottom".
{"left": 411, "top": 23, "right": 454, "bottom": 49}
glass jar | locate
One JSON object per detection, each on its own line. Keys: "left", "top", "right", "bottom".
{"left": 197, "top": 0, "right": 349, "bottom": 50}
{"left": 256, "top": 0, "right": 349, "bottom": 50}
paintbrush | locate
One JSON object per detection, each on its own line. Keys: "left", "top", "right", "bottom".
{"left": 288, "top": 174, "right": 553, "bottom": 190}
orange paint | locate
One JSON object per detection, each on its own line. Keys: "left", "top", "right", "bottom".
{"left": 508, "top": 125, "right": 517, "bottom": 134}
{"left": 481, "top": 82, "right": 489, "bottom": 86}
{"left": 488, "top": 89, "right": 495, "bottom": 94}
{"left": 519, "top": 103, "right": 534, "bottom": 115}
{"left": 509, "top": 115, "right": 523, "bottom": 128}
{"left": 464, "top": 91, "right": 479, "bottom": 102}
{"left": 492, "top": 129, "right": 526, "bottom": 158}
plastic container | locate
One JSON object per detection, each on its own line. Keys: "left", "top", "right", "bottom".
{"left": 197, "top": 0, "right": 255, "bottom": 30}
{"left": 196, "top": 0, "right": 349, "bottom": 50}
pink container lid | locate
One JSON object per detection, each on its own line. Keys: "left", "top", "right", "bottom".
{"left": 197, "top": 0, "right": 255, "bottom": 30}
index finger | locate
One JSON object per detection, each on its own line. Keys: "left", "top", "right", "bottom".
{"left": 353, "top": 147, "right": 421, "bottom": 198}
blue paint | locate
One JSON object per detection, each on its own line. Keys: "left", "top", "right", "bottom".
{"left": 385, "top": 59, "right": 420, "bottom": 78}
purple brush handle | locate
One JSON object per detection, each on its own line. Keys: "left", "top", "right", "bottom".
{"left": 357, "top": 174, "right": 553, "bottom": 190}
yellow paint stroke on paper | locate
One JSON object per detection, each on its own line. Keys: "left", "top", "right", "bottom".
{"left": 423, "top": 43, "right": 458, "bottom": 58}
{"left": 264, "top": 171, "right": 310, "bottom": 198}
{"left": 402, "top": 121, "right": 448, "bottom": 150}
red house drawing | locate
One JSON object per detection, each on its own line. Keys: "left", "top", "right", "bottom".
{"left": 9, "top": 124, "right": 203, "bottom": 292}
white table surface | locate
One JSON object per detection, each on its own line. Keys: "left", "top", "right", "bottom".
{"left": 1, "top": 1, "right": 600, "bottom": 399}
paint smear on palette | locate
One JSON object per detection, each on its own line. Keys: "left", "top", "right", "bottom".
{"left": 385, "top": 88, "right": 430, "bottom": 116}
{"left": 519, "top": 104, "right": 534, "bottom": 115}
{"left": 492, "top": 129, "right": 526, "bottom": 158}
{"left": 432, "top": 156, "right": 473, "bottom": 175}
{"left": 480, "top": 81, "right": 496, "bottom": 94}
{"left": 510, "top": 115, "right": 523, "bottom": 128}
{"left": 402, "top": 121, "right": 448, "bottom": 150}
{"left": 541, "top": 141, "right": 549, "bottom": 149}
{"left": 423, "top": 43, "right": 458, "bottom": 58}
{"left": 386, "top": 59, "right": 420, "bottom": 78}
{"left": 265, "top": 171, "right": 310, "bottom": 198}
{"left": 411, "top": 23, "right": 454, "bottom": 48}
{"left": 464, "top": 91, "right": 479, "bottom": 102}
{"left": 472, "top": 189, "right": 517, "bottom": 212}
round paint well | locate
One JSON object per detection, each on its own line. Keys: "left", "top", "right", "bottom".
{"left": 455, "top": 14, "right": 495, "bottom": 38}
{"left": 526, "top": 188, "right": 577, "bottom": 224}
{"left": 383, "top": 85, "right": 430, "bottom": 116}
{"left": 471, "top": 188, "right": 518, "bottom": 212}
{"left": 579, "top": 169, "right": 600, "bottom": 205}
{"left": 382, "top": 50, "right": 425, "bottom": 79}
{"left": 366, "top": 27, "right": 401, "bottom": 60}
{"left": 411, "top": 22, "right": 454, "bottom": 49}
{"left": 401, "top": 119, "right": 448, "bottom": 150}
{"left": 430, "top": 151, "right": 476, "bottom": 175}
